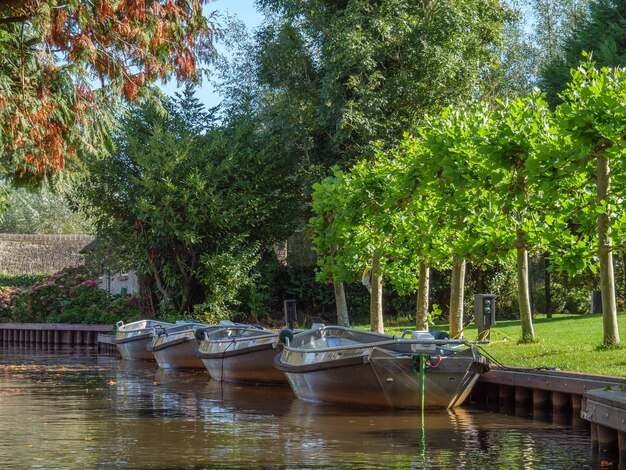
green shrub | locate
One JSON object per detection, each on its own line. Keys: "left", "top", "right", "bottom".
{"left": 100, "top": 295, "right": 142, "bottom": 324}
{"left": 0, "top": 273, "right": 48, "bottom": 288}
{"left": 8, "top": 266, "right": 141, "bottom": 324}
{"left": 0, "top": 286, "right": 17, "bottom": 321}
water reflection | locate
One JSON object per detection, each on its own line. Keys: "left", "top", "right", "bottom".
{"left": 0, "top": 346, "right": 592, "bottom": 469}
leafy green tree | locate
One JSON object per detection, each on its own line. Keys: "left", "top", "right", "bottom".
{"left": 310, "top": 172, "right": 352, "bottom": 327}
{"left": 255, "top": 0, "right": 509, "bottom": 168}
{"left": 77, "top": 88, "right": 300, "bottom": 318}
{"left": 541, "top": 0, "right": 626, "bottom": 105}
{"left": 555, "top": 61, "right": 626, "bottom": 347}
{"left": 270, "top": 0, "right": 508, "bottom": 328}
{"left": 413, "top": 104, "right": 509, "bottom": 338}
{"left": 0, "top": 0, "right": 215, "bottom": 182}
{"left": 490, "top": 0, "right": 586, "bottom": 100}
{"left": 478, "top": 92, "right": 565, "bottom": 343}
{"left": 0, "top": 184, "right": 92, "bottom": 234}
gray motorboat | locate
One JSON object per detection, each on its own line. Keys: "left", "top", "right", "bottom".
{"left": 274, "top": 326, "right": 489, "bottom": 409}
{"left": 147, "top": 321, "right": 228, "bottom": 369}
{"left": 195, "top": 326, "right": 288, "bottom": 384}
{"left": 112, "top": 319, "right": 175, "bottom": 361}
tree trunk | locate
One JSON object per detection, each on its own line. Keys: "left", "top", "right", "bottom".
{"left": 333, "top": 280, "right": 350, "bottom": 327}
{"left": 596, "top": 153, "right": 620, "bottom": 347}
{"left": 449, "top": 255, "right": 466, "bottom": 339}
{"left": 331, "top": 255, "right": 350, "bottom": 326}
{"left": 138, "top": 273, "right": 157, "bottom": 319}
{"left": 370, "top": 251, "right": 384, "bottom": 333}
{"left": 622, "top": 252, "right": 626, "bottom": 311}
{"left": 544, "top": 252, "right": 552, "bottom": 318}
{"left": 516, "top": 227, "right": 536, "bottom": 343}
{"left": 416, "top": 261, "right": 430, "bottom": 331}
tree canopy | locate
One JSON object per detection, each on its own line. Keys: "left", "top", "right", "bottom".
{"left": 0, "top": 0, "right": 215, "bottom": 180}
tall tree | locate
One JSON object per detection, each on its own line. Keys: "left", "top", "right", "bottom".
{"left": 555, "top": 61, "right": 626, "bottom": 347}
{"left": 255, "top": 0, "right": 509, "bottom": 168}
{"left": 541, "top": 0, "right": 626, "bottom": 105}
{"left": 77, "top": 89, "right": 300, "bottom": 318}
{"left": 490, "top": 0, "right": 587, "bottom": 100}
{"left": 0, "top": 0, "right": 215, "bottom": 181}
{"left": 259, "top": 0, "right": 508, "bottom": 329}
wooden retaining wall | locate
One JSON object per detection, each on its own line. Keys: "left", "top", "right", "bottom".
{"left": 474, "top": 366, "right": 624, "bottom": 412}
{"left": 0, "top": 323, "right": 113, "bottom": 346}
{"left": 473, "top": 366, "right": 626, "bottom": 464}
{"left": 97, "top": 333, "right": 121, "bottom": 357}
{"left": 582, "top": 387, "right": 626, "bottom": 462}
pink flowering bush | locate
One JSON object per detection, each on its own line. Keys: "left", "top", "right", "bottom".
{"left": 0, "top": 286, "right": 18, "bottom": 321}
{"left": 10, "top": 266, "right": 141, "bottom": 324}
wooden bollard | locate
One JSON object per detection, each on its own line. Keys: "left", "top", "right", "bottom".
{"left": 515, "top": 387, "right": 532, "bottom": 407}
{"left": 499, "top": 385, "right": 515, "bottom": 406}
{"left": 597, "top": 425, "right": 618, "bottom": 454}
{"left": 570, "top": 394, "right": 582, "bottom": 414}
{"left": 533, "top": 389, "right": 549, "bottom": 410}
{"left": 591, "top": 423, "right": 599, "bottom": 450}
{"left": 552, "top": 391, "right": 570, "bottom": 413}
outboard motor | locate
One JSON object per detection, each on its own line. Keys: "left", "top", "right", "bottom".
{"left": 430, "top": 330, "right": 450, "bottom": 340}
{"left": 278, "top": 328, "right": 294, "bottom": 346}
{"left": 194, "top": 328, "right": 207, "bottom": 343}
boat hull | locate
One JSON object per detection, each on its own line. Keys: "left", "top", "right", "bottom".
{"left": 113, "top": 320, "right": 176, "bottom": 362}
{"left": 278, "top": 345, "right": 485, "bottom": 409}
{"left": 153, "top": 338, "right": 205, "bottom": 369}
{"left": 114, "top": 334, "right": 154, "bottom": 361}
{"left": 199, "top": 343, "right": 287, "bottom": 384}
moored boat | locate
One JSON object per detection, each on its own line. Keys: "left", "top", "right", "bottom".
{"left": 148, "top": 321, "right": 235, "bottom": 370}
{"left": 274, "top": 326, "right": 489, "bottom": 409}
{"left": 112, "top": 319, "right": 175, "bottom": 361}
{"left": 195, "top": 326, "right": 287, "bottom": 384}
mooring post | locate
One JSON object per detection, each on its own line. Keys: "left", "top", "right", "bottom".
{"left": 532, "top": 389, "right": 549, "bottom": 410}
{"left": 498, "top": 385, "right": 514, "bottom": 407}
{"left": 590, "top": 423, "right": 599, "bottom": 451}
{"left": 515, "top": 387, "right": 531, "bottom": 408}
{"left": 597, "top": 426, "right": 618, "bottom": 455}
{"left": 570, "top": 394, "right": 582, "bottom": 414}
{"left": 552, "top": 391, "right": 570, "bottom": 413}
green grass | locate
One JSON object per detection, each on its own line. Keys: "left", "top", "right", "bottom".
{"left": 355, "top": 312, "right": 626, "bottom": 377}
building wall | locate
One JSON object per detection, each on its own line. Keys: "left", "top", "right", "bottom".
{"left": 97, "top": 271, "right": 139, "bottom": 295}
{"left": 0, "top": 233, "right": 95, "bottom": 274}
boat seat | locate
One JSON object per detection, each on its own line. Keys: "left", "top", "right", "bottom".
{"left": 326, "top": 336, "right": 342, "bottom": 348}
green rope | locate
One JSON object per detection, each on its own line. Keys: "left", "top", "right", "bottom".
{"left": 419, "top": 353, "right": 426, "bottom": 466}
{"left": 419, "top": 353, "right": 425, "bottom": 413}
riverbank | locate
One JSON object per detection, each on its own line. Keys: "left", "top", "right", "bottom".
{"left": 357, "top": 312, "right": 626, "bottom": 377}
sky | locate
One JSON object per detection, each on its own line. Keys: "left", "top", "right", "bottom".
{"left": 160, "top": 0, "right": 264, "bottom": 108}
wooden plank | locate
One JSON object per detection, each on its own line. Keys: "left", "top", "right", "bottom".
{"left": 97, "top": 333, "right": 116, "bottom": 345}
{"left": 582, "top": 388, "right": 626, "bottom": 433}
{"left": 0, "top": 323, "right": 113, "bottom": 332}
{"left": 479, "top": 365, "right": 625, "bottom": 396}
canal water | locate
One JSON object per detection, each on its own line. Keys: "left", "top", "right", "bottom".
{"left": 0, "top": 346, "right": 591, "bottom": 469}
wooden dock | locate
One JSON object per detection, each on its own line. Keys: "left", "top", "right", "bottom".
{"left": 473, "top": 365, "right": 625, "bottom": 414}
{"left": 473, "top": 365, "right": 626, "bottom": 465}
{"left": 0, "top": 322, "right": 113, "bottom": 347}
{"left": 582, "top": 387, "right": 626, "bottom": 461}
{"left": 97, "top": 333, "right": 121, "bottom": 357}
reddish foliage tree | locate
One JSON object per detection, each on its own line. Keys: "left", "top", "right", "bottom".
{"left": 0, "top": 0, "right": 215, "bottom": 178}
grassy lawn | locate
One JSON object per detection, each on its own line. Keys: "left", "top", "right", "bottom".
{"left": 355, "top": 312, "right": 626, "bottom": 377}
